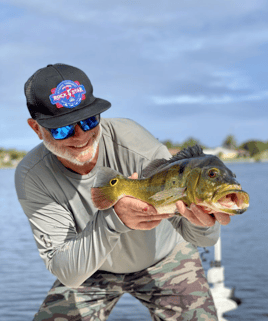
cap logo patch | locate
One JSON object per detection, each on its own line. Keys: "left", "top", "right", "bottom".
{"left": 49, "top": 80, "right": 86, "bottom": 109}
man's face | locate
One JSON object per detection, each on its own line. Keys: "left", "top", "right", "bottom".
{"left": 39, "top": 122, "right": 102, "bottom": 166}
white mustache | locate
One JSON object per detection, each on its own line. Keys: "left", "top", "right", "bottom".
{"left": 42, "top": 126, "right": 102, "bottom": 166}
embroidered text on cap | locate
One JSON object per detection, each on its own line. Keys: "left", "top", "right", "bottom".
{"left": 49, "top": 80, "right": 86, "bottom": 109}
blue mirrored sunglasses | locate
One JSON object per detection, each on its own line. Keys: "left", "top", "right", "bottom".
{"left": 47, "top": 115, "right": 100, "bottom": 140}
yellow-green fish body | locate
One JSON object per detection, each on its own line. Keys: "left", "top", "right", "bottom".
{"left": 91, "top": 145, "right": 249, "bottom": 215}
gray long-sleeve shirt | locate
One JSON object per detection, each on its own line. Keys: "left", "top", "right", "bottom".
{"left": 15, "top": 118, "right": 220, "bottom": 288}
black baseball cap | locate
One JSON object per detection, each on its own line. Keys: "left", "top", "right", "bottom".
{"left": 24, "top": 63, "right": 111, "bottom": 128}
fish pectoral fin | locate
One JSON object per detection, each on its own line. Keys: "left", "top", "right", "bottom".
{"left": 149, "top": 187, "right": 186, "bottom": 202}
{"left": 161, "top": 194, "right": 185, "bottom": 206}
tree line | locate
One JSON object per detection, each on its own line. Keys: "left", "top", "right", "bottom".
{"left": 1, "top": 134, "right": 268, "bottom": 167}
{"left": 0, "top": 148, "right": 27, "bottom": 167}
{"left": 162, "top": 135, "right": 268, "bottom": 158}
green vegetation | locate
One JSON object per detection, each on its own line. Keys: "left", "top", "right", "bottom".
{"left": 0, "top": 148, "right": 27, "bottom": 168}
{"left": 162, "top": 137, "right": 207, "bottom": 150}
{"left": 254, "top": 150, "right": 268, "bottom": 162}
{"left": 222, "top": 135, "right": 237, "bottom": 150}
{"left": 162, "top": 135, "right": 268, "bottom": 162}
{"left": 239, "top": 140, "right": 268, "bottom": 157}
{"left": 1, "top": 135, "right": 268, "bottom": 168}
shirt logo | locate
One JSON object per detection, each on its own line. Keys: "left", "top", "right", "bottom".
{"left": 49, "top": 80, "right": 86, "bottom": 109}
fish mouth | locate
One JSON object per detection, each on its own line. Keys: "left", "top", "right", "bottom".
{"left": 198, "top": 185, "right": 250, "bottom": 215}
{"left": 212, "top": 185, "right": 249, "bottom": 215}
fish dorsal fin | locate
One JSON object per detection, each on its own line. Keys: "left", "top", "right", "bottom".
{"left": 142, "top": 158, "right": 169, "bottom": 178}
{"left": 170, "top": 144, "right": 205, "bottom": 162}
{"left": 142, "top": 145, "right": 205, "bottom": 178}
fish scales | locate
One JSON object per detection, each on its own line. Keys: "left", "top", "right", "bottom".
{"left": 91, "top": 145, "right": 249, "bottom": 215}
{"left": 144, "top": 167, "right": 187, "bottom": 211}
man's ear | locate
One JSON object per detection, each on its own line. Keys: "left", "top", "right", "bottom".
{"left": 27, "top": 118, "right": 43, "bottom": 140}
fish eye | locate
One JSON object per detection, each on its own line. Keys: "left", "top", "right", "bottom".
{"left": 208, "top": 169, "right": 218, "bottom": 178}
{"left": 110, "top": 178, "right": 118, "bottom": 186}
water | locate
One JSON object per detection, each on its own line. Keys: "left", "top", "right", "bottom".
{"left": 1, "top": 163, "right": 267, "bottom": 321}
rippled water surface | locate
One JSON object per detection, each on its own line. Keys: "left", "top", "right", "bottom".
{"left": 1, "top": 163, "right": 268, "bottom": 320}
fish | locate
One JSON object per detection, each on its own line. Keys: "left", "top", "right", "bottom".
{"left": 91, "top": 145, "right": 249, "bottom": 215}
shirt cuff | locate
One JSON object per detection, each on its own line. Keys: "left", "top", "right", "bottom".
{"left": 102, "top": 207, "right": 132, "bottom": 234}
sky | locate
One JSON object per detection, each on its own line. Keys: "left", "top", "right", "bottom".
{"left": 1, "top": 0, "right": 268, "bottom": 150}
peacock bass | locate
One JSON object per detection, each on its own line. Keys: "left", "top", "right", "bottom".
{"left": 91, "top": 145, "right": 249, "bottom": 215}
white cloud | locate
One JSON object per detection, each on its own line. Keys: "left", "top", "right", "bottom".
{"left": 1, "top": 0, "right": 268, "bottom": 149}
{"left": 210, "top": 71, "right": 251, "bottom": 90}
{"left": 3, "top": 0, "right": 267, "bottom": 27}
{"left": 152, "top": 91, "right": 268, "bottom": 105}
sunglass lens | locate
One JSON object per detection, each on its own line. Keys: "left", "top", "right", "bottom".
{"left": 80, "top": 115, "right": 99, "bottom": 131}
{"left": 50, "top": 125, "right": 75, "bottom": 140}
{"left": 49, "top": 115, "right": 99, "bottom": 140}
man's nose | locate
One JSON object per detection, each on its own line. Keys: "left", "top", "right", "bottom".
{"left": 73, "top": 124, "right": 86, "bottom": 137}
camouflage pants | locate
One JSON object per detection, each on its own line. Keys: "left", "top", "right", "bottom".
{"left": 33, "top": 242, "right": 217, "bottom": 321}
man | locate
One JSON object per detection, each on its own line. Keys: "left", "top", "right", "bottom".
{"left": 15, "top": 63, "right": 228, "bottom": 321}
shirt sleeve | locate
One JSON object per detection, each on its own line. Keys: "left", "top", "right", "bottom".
{"left": 168, "top": 216, "right": 220, "bottom": 247}
{"left": 17, "top": 175, "right": 131, "bottom": 288}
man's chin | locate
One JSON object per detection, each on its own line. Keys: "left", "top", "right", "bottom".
{"left": 46, "top": 145, "right": 96, "bottom": 166}
{"left": 43, "top": 136, "right": 100, "bottom": 166}
{"left": 42, "top": 125, "right": 102, "bottom": 167}
{"left": 67, "top": 151, "right": 96, "bottom": 166}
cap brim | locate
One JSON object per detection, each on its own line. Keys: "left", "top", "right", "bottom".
{"left": 37, "top": 98, "right": 111, "bottom": 128}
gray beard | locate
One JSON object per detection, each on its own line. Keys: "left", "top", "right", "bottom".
{"left": 42, "top": 127, "right": 102, "bottom": 166}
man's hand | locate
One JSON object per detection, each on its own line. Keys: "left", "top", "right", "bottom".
{"left": 176, "top": 201, "right": 231, "bottom": 227}
{"left": 113, "top": 172, "right": 173, "bottom": 230}
{"left": 114, "top": 197, "right": 173, "bottom": 230}
{"left": 114, "top": 173, "right": 231, "bottom": 230}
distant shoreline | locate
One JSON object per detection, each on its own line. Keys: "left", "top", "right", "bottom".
{"left": 1, "top": 157, "right": 267, "bottom": 170}
{"left": 0, "top": 160, "right": 23, "bottom": 169}
{"left": 1, "top": 145, "right": 268, "bottom": 169}
{"left": 223, "top": 158, "right": 268, "bottom": 164}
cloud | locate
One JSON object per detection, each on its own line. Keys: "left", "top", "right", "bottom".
{"left": 1, "top": 0, "right": 268, "bottom": 150}
{"left": 152, "top": 91, "right": 268, "bottom": 105}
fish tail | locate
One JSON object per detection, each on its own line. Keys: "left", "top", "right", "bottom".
{"left": 91, "top": 167, "right": 124, "bottom": 210}
{"left": 91, "top": 187, "right": 118, "bottom": 210}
